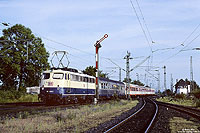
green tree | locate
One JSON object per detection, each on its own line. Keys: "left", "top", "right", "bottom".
{"left": 0, "top": 24, "right": 49, "bottom": 91}
{"left": 132, "top": 80, "right": 144, "bottom": 86}
{"left": 83, "top": 66, "right": 108, "bottom": 78}
{"left": 123, "top": 78, "right": 132, "bottom": 83}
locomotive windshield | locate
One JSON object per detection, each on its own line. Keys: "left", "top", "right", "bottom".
{"left": 43, "top": 73, "right": 50, "bottom": 79}
{"left": 53, "top": 73, "right": 64, "bottom": 79}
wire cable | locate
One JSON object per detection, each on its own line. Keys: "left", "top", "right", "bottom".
{"left": 135, "top": 0, "right": 154, "bottom": 43}
{"left": 129, "top": 0, "right": 153, "bottom": 53}
{"left": 40, "top": 35, "right": 94, "bottom": 56}
{"left": 181, "top": 23, "right": 200, "bottom": 46}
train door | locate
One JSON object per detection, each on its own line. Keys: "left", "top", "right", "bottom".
{"left": 65, "top": 73, "right": 70, "bottom": 91}
{"left": 83, "top": 77, "right": 88, "bottom": 95}
{"left": 86, "top": 77, "right": 88, "bottom": 94}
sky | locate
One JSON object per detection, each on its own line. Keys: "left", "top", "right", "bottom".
{"left": 1, "top": 0, "right": 200, "bottom": 92}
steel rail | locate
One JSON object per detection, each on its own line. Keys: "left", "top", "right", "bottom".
{"left": 145, "top": 98, "right": 158, "bottom": 133}
{"left": 156, "top": 101, "right": 200, "bottom": 120}
{"left": 104, "top": 99, "right": 146, "bottom": 133}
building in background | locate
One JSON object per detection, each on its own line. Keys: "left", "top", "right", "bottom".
{"left": 175, "top": 79, "right": 190, "bottom": 94}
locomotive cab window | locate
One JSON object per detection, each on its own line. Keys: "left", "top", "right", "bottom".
{"left": 53, "top": 73, "right": 64, "bottom": 79}
{"left": 43, "top": 73, "right": 50, "bottom": 79}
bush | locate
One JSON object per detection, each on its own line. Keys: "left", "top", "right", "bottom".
{"left": 192, "top": 90, "right": 200, "bottom": 99}
{"left": 0, "top": 90, "right": 38, "bottom": 103}
{"left": 195, "top": 99, "right": 200, "bottom": 107}
{"left": 174, "top": 94, "right": 185, "bottom": 99}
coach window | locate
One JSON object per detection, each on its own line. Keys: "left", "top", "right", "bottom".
{"left": 101, "top": 83, "right": 103, "bottom": 89}
{"left": 53, "top": 73, "right": 64, "bottom": 79}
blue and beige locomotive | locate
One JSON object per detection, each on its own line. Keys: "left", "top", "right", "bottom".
{"left": 39, "top": 68, "right": 126, "bottom": 104}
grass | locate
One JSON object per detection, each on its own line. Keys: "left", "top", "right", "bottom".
{"left": 169, "top": 117, "right": 200, "bottom": 132}
{"left": 0, "top": 94, "right": 39, "bottom": 103}
{"left": 156, "top": 97, "right": 195, "bottom": 107}
{"left": 0, "top": 99, "right": 138, "bottom": 132}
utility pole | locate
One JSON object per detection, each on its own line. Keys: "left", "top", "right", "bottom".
{"left": 124, "top": 51, "right": 133, "bottom": 99}
{"left": 190, "top": 56, "right": 194, "bottom": 92}
{"left": 163, "top": 66, "right": 167, "bottom": 90}
{"left": 144, "top": 73, "right": 147, "bottom": 86}
{"left": 136, "top": 73, "right": 139, "bottom": 81}
{"left": 155, "top": 70, "right": 160, "bottom": 93}
{"left": 94, "top": 34, "right": 108, "bottom": 102}
{"left": 119, "top": 68, "right": 121, "bottom": 82}
{"left": 171, "top": 74, "right": 173, "bottom": 93}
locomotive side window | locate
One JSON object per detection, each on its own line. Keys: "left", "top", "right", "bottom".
{"left": 53, "top": 73, "right": 64, "bottom": 79}
{"left": 89, "top": 78, "right": 95, "bottom": 83}
{"left": 43, "top": 73, "right": 50, "bottom": 79}
{"left": 75, "top": 75, "right": 79, "bottom": 81}
{"left": 84, "top": 77, "right": 88, "bottom": 82}
{"left": 92, "top": 78, "right": 95, "bottom": 83}
{"left": 71, "top": 74, "right": 74, "bottom": 81}
{"left": 80, "top": 76, "right": 83, "bottom": 82}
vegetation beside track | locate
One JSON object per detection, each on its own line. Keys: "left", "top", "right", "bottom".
{"left": 0, "top": 99, "right": 138, "bottom": 132}
{"left": 156, "top": 89, "right": 200, "bottom": 108}
{"left": 169, "top": 117, "right": 200, "bottom": 132}
{"left": 0, "top": 90, "right": 38, "bottom": 103}
{"left": 156, "top": 96, "right": 195, "bottom": 107}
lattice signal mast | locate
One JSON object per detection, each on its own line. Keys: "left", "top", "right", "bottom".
{"left": 94, "top": 34, "right": 108, "bottom": 100}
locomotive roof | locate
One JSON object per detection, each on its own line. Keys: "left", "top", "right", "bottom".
{"left": 99, "top": 77, "right": 124, "bottom": 85}
{"left": 43, "top": 69, "right": 95, "bottom": 78}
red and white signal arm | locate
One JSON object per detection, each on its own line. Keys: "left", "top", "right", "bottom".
{"left": 104, "top": 34, "right": 108, "bottom": 38}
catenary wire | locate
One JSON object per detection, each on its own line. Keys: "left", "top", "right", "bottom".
{"left": 135, "top": 0, "right": 154, "bottom": 43}
{"left": 181, "top": 23, "right": 200, "bottom": 45}
{"left": 129, "top": 0, "right": 153, "bottom": 53}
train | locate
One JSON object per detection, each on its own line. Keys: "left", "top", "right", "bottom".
{"left": 38, "top": 68, "right": 155, "bottom": 104}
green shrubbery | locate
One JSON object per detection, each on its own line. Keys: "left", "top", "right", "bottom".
{"left": 0, "top": 90, "right": 38, "bottom": 103}
{"left": 192, "top": 90, "right": 200, "bottom": 99}
{"left": 174, "top": 93, "right": 185, "bottom": 99}
{"left": 191, "top": 90, "right": 200, "bottom": 107}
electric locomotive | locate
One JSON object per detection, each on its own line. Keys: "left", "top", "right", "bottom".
{"left": 39, "top": 68, "right": 96, "bottom": 104}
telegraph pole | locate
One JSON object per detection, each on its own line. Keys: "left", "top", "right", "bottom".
{"left": 94, "top": 34, "right": 108, "bottom": 102}
{"left": 119, "top": 68, "right": 121, "bottom": 82}
{"left": 171, "top": 74, "right": 173, "bottom": 93}
{"left": 155, "top": 70, "right": 160, "bottom": 93}
{"left": 124, "top": 51, "right": 133, "bottom": 99}
{"left": 136, "top": 73, "right": 139, "bottom": 81}
{"left": 190, "top": 56, "right": 194, "bottom": 92}
{"left": 163, "top": 66, "right": 167, "bottom": 90}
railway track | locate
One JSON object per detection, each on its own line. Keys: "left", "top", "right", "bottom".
{"left": 155, "top": 100, "right": 200, "bottom": 120}
{"left": 104, "top": 98, "right": 158, "bottom": 133}
{"left": 0, "top": 102, "right": 87, "bottom": 120}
